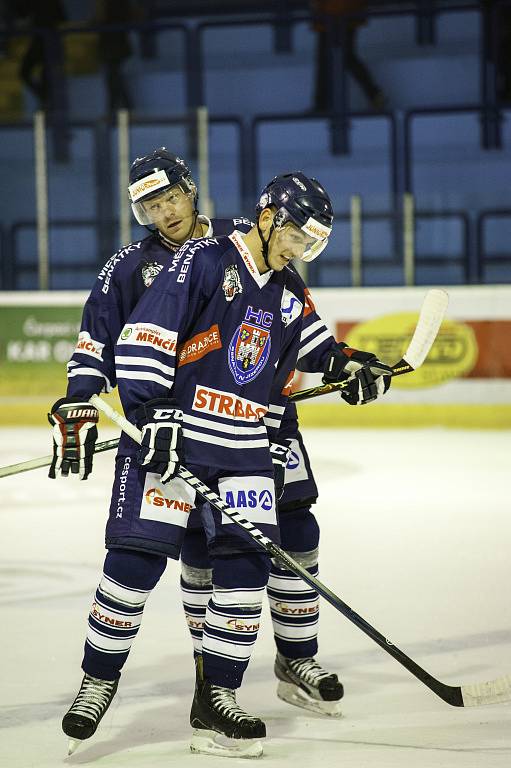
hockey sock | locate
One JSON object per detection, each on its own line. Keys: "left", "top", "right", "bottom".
{"left": 267, "top": 549, "right": 319, "bottom": 659}
{"left": 180, "top": 563, "right": 213, "bottom": 656}
{"left": 202, "top": 552, "right": 271, "bottom": 688}
{"left": 82, "top": 549, "right": 167, "bottom": 680}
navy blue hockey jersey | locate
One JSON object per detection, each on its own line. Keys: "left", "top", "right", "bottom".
{"left": 115, "top": 232, "right": 311, "bottom": 472}
{"left": 66, "top": 216, "right": 254, "bottom": 398}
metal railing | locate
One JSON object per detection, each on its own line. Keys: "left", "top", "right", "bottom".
{"left": 307, "top": 208, "right": 471, "bottom": 287}
{"left": 477, "top": 209, "right": 511, "bottom": 283}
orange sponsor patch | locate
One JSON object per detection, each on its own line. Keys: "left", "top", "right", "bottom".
{"left": 177, "top": 324, "right": 222, "bottom": 367}
{"left": 193, "top": 385, "right": 267, "bottom": 421}
{"left": 145, "top": 487, "right": 193, "bottom": 512}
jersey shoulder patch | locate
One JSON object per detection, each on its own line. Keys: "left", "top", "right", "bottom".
{"left": 281, "top": 287, "right": 304, "bottom": 327}
{"left": 141, "top": 261, "right": 164, "bottom": 287}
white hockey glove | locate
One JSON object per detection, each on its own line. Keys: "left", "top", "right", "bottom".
{"left": 135, "top": 398, "right": 184, "bottom": 483}
{"left": 270, "top": 441, "right": 291, "bottom": 501}
{"left": 48, "top": 397, "right": 99, "bottom": 480}
{"left": 322, "top": 344, "right": 392, "bottom": 405}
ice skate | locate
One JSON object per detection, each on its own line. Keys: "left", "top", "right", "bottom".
{"left": 274, "top": 652, "right": 343, "bottom": 717}
{"left": 190, "top": 675, "right": 266, "bottom": 758}
{"left": 62, "top": 673, "right": 118, "bottom": 755}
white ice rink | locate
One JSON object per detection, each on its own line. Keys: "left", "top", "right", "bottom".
{"left": 1, "top": 426, "right": 511, "bottom": 768}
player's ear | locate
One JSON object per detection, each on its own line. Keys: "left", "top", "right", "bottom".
{"left": 258, "top": 207, "right": 274, "bottom": 234}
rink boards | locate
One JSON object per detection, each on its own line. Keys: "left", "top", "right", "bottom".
{"left": 1, "top": 285, "right": 510, "bottom": 427}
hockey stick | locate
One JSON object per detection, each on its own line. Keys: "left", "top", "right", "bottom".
{"left": 289, "top": 288, "right": 449, "bottom": 403}
{"left": 0, "top": 438, "right": 120, "bottom": 479}
{"left": 0, "top": 289, "right": 447, "bottom": 480}
{"left": 90, "top": 392, "right": 511, "bottom": 709}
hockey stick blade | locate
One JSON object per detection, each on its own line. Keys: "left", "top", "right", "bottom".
{"left": 395, "top": 287, "right": 449, "bottom": 372}
{"left": 0, "top": 438, "right": 120, "bottom": 479}
{"left": 90, "top": 394, "right": 511, "bottom": 709}
{"left": 290, "top": 288, "right": 449, "bottom": 403}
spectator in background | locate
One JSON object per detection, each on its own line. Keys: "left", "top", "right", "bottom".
{"left": 483, "top": 0, "right": 511, "bottom": 105}
{"left": 11, "top": 0, "right": 67, "bottom": 109}
{"left": 95, "top": 0, "right": 133, "bottom": 115}
{"left": 310, "top": 0, "right": 386, "bottom": 113}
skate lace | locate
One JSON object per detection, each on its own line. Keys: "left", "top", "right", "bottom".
{"left": 210, "top": 686, "right": 259, "bottom": 724}
{"left": 287, "top": 657, "right": 332, "bottom": 685}
{"left": 69, "top": 675, "right": 116, "bottom": 720}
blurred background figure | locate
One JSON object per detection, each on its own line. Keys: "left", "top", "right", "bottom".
{"left": 9, "top": 0, "right": 67, "bottom": 110}
{"left": 94, "top": 0, "right": 133, "bottom": 115}
{"left": 310, "top": 0, "right": 387, "bottom": 113}
{"left": 483, "top": 0, "right": 511, "bottom": 104}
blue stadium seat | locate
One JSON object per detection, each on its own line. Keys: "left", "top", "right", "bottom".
{"left": 255, "top": 116, "right": 394, "bottom": 218}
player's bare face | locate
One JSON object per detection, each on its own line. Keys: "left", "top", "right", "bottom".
{"left": 267, "top": 224, "right": 316, "bottom": 271}
{"left": 143, "top": 186, "right": 195, "bottom": 242}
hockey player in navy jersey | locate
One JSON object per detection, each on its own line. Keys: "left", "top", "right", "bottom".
{"left": 179, "top": 176, "right": 393, "bottom": 720}
{"left": 51, "top": 148, "right": 254, "bottom": 425}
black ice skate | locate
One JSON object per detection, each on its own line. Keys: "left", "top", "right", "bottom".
{"left": 190, "top": 673, "right": 266, "bottom": 758}
{"left": 62, "top": 673, "right": 118, "bottom": 755}
{"left": 274, "top": 652, "right": 344, "bottom": 717}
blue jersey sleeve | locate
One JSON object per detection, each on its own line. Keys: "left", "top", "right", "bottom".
{"left": 294, "top": 285, "right": 337, "bottom": 373}
{"left": 66, "top": 272, "right": 124, "bottom": 398}
{"left": 66, "top": 241, "right": 147, "bottom": 399}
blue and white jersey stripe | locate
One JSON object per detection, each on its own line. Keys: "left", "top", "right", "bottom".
{"left": 297, "top": 315, "right": 335, "bottom": 369}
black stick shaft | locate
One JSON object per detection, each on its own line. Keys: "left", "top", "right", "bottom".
{"left": 179, "top": 466, "right": 461, "bottom": 707}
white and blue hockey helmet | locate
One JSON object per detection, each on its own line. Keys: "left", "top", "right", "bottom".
{"left": 255, "top": 172, "right": 333, "bottom": 262}
{"left": 128, "top": 148, "right": 198, "bottom": 226}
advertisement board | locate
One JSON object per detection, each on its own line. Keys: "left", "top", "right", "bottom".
{"left": 1, "top": 287, "right": 510, "bottom": 427}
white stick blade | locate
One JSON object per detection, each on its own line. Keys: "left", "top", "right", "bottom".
{"left": 461, "top": 674, "right": 511, "bottom": 706}
{"left": 403, "top": 289, "right": 449, "bottom": 370}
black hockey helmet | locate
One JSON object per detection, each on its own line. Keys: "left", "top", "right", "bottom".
{"left": 128, "top": 148, "right": 198, "bottom": 226}
{"left": 255, "top": 172, "right": 333, "bottom": 262}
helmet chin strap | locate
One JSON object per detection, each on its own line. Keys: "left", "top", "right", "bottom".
{"left": 257, "top": 220, "right": 275, "bottom": 270}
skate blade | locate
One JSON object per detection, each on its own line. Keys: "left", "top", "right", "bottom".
{"left": 67, "top": 738, "right": 83, "bottom": 756}
{"left": 190, "top": 728, "right": 263, "bottom": 758}
{"left": 277, "top": 681, "right": 343, "bottom": 718}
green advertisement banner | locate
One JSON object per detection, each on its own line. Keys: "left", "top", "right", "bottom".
{"left": 0, "top": 305, "right": 82, "bottom": 397}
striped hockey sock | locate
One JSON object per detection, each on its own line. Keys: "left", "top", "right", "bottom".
{"left": 180, "top": 571, "right": 212, "bottom": 656}
{"left": 82, "top": 551, "right": 165, "bottom": 680}
{"left": 202, "top": 585, "right": 265, "bottom": 689}
{"left": 267, "top": 559, "right": 320, "bottom": 659}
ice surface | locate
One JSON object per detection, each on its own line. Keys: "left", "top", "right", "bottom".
{"left": 1, "top": 426, "right": 510, "bottom": 768}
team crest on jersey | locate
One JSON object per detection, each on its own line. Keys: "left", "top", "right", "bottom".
{"left": 141, "top": 261, "right": 163, "bottom": 288}
{"left": 228, "top": 306, "right": 272, "bottom": 385}
{"left": 280, "top": 288, "right": 303, "bottom": 326}
{"left": 222, "top": 264, "right": 242, "bottom": 302}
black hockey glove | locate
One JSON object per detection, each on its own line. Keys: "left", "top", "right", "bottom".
{"left": 270, "top": 441, "right": 291, "bottom": 501}
{"left": 322, "top": 343, "right": 393, "bottom": 405}
{"left": 135, "top": 398, "right": 184, "bottom": 483}
{"left": 48, "top": 397, "right": 99, "bottom": 480}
